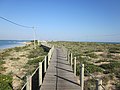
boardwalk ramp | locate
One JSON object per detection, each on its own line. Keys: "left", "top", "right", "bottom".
{"left": 40, "top": 48, "right": 80, "bottom": 90}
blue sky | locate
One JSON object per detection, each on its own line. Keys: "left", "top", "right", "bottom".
{"left": 0, "top": 0, "right": 120, "bottom": 42}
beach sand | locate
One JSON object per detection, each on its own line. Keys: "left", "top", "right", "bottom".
{"left": 0, "top": 43, "right": 33, "bottom": 89}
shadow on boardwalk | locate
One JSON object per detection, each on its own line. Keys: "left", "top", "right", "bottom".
{"left": 55, "top": 66, "right": 73, "bottom": 73}
{"left": 56, "top": 61, "right": 70, "bottom": 66}
{"left": 54, "top": 75, "right": 80, "bottom": 86}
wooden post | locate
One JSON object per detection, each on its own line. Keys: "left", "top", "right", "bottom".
{"left": 80, "top": 64, "right": 84, "bottom": 90}
{"left": 67, "top": 51, "right": 69, "bottom": 62}
{"left": 39, "top": 62, "right": 42, "bottom": 86}
{"left": 38, "top": 40, "right": 40, "bottom": 46}
{"left": 49, "top": 50, "right": 51, "bottom": 60}
{"left": 48, "top": 52, "right": 50, "bottom": 65}
{"left": 96, "top": 79, "right": 102, "bottom": 90}
{"left": 51, "top": 46, "right": 54, "bottom": 56}
{"left": 26, "top": 75, "right": 32, "bottom": 90}
{"left": 44, "top": 56, "right": 47, "bottom": 73}
{"left": 70, "top": 53, "right": 73, "bottom": 66}
{"left": 52, "top": 46, "right": 54, "bottom": 53}
{"left": 49, "top": 49, "right": 52, "bottom": 64}
{"left": 74, "top": 57, "right": 76, "bottom": 76}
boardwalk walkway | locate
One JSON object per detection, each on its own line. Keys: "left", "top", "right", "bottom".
{"left": 41, "top": 48, "right": 80, "bottom": 90}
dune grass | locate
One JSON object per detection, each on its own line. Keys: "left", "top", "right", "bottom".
{"left": 50, "top": 41, "right": 120, "bottom": 89}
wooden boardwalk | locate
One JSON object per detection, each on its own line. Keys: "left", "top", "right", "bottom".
{"left": 40, "top": 48, "right": 80, "bottom": 90}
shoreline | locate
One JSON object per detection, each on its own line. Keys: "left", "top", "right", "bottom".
{"left": 0, "top": 44, "right": 25, "bottom": 52}
{"left": 0, "top": 41, "right": 31, "bottom": 51}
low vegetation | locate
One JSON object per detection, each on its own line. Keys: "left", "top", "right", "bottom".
{"left": 0, "top": 60, "right": 6, "bottom": 72}
{"left": 24, "top": 56, "right": 44, "bottom": 75}
{"left": 0, "top": 74, "right": 13, "bottom": 90}
{"left": 50, "top": 41, "right": 120, "bottom": 90}
{"left": 0, "top": 42, "right": 48, "bottom": 89}
{"left": 27, "top": 56, "right": 44, "bottom": 65}
{"left": 27, "top": 46, "right": 47, "bottom": 58}
{"left": 115, "top": 82, "right": 120, "bottom": 90}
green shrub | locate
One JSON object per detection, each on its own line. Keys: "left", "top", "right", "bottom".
{"left": 0, "top": 74, "right": 13, "bottom": 90}
{"left": 100, "top": 62, "right": 120, "bottom": 69}
{"left": 0, "top": 66, "right": 6, "bottom": 72}
{"left": 95, "top": 49, "right": 104, "bottom": 52}
{"left": 13, "top": 45, "right": 29, "bottom": 52}
{"left": 6, "top": 48, "right": 13, "bottom": 52}
{"left": 76, "top": 63, "right": 103, "bottom": 76}
{"left": 0, "top": 52, "right": 10, "bottom": 58}
{"left": 24, "top": 56, "right": 44, "bottom": 76}
{"left": 114, "top": 68, "right": 120, "bottom": 78}
{"left": 0, "top": 60, "right": 5, "bottom": 65}
{"left": 27, "top": 56, "right": 44, "bottom": 65}
{"left": 10, "top": 57, "right": 20, "bottom": 61}
{"left": 84, "top": 79, "right": 96, "bottom": 90}
{"left": 27, "top": 47, "right": 47, "bottom": 58}
{"left": 100, "top": 62, "right": 120, "bottom": 75}
{"left": 115, "top": 82, "right": 120, "bottom": 90}
{"left": 0, "top": 60, "right": 5, "bottom": 72}
{"left": 102, "top": 76, "right": 109, "bottom": 85}
{"left": 95, "top": 60, "right": 106, "bottom": 63}
{"left": 95, "top": 59, "right": 117, "bottom": 63}
{"left": 84, "top": 50, "right": 92, "bottom": 54}
{"left": 20, "top": 55, "right": 26, "bottom": 57}
{"left": 76, "top": 63, "right": 80, "bottom": 76}
{"left": 108, "top": 74, "right": 114, "bottom": 80}
{"left": 13, "top": 47, "right": 22, "bottom": 52}
{"left": 85, "top": 64, "right": 103, "bottom": 75}
{"left": 109, "top": 60, "right": 117, "bottom": 62}
{"left": 30, "top": 40, "right": 38, "bottom": 43}
{"left": 86, "top": 53, "right": 98, "bottom": 58}
{"left": 108, "top": 47, "right": 120, "bottom": 53}
{"left": 107, "top": 54, "right": 114, "bottom": 58}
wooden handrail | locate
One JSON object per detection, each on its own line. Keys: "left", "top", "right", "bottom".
{"left": 65, "top": 46, "right": 105, "bottom": 90}
{"left": 21, "top": 45, "right": 54, "bottom": 90}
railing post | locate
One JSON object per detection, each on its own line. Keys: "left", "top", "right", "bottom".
{"left": 44, "top": 56, "right": 47, "bottom": 73}
{"left": 26, "top": 75, "right": 32, "bottom": 90}
{"left": 96, "top": 79, "right": 102, "bottom": 90}
{"left": 80, "top": 64, "right": 84, "bottom": 90}
{"left": 48, "top": 49, "right": 52, "bottom": 65}
{"left": 49, "top": 50, "right": 51, "bottom": 59}
{"left": 48, "top": 53, "right": 50, "bottom": 65}
{"left": 38, "top": 40, "right": 40, "bottom": 46}
{"left": 39, "top": 62, "right": 42, "bottom": 86}
{"left": 67, "top": 51, "right": 69, "bottom": 62}
{"left": 74, "top": 57, "right": 76, "bottom": 76}
{"left": 51, "top": 46, "right": 54, "bottom": 56}
{"left": 70, "top": 53, "right": 73, "bottom": 66}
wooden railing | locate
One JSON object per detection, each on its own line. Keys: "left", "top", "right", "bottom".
{"left": 21, "top": 44, "right": 105, "bottom": 90}
{"left": 21, "top": 45, "right": 54, "bottom": 90}
{"left": 67, "top": 52, "right": 105, "bottom": 90}
{"left": 61, "top": 46, "right": 105, "bottom": 90}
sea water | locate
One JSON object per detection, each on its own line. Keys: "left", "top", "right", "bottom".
{"left": 0, "top": 40, "right": 29, "bottom": 50}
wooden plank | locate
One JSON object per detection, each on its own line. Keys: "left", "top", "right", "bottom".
{"left": 40, "top": 48, "right": 80, "bottom": 90}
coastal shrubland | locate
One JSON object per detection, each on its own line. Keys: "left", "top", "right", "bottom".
{"left": 0, "top": 42, "right": 48, "bottom": 89}
{"left": 50, "top": 41, "right": 120, "bottom": 90}
{"left": 27, "top": 46, "right": 47, "bottom": 58}
{"left": 24, "top": 56, "right": 44, "bottom": 75}
{"left": 27, "top": 56, "right": 44, "bottom": 65}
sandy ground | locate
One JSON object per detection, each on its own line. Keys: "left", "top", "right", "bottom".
{"left": 1, "top": 45, "right": 32, "bottom": 90}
